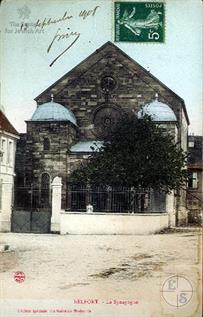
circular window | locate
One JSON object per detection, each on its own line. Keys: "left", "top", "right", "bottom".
{"left": 93, "top": 105, "right": 123, "bottom": 138}
{"left": 100, "top": 76, "right": 116, "bottom": 93}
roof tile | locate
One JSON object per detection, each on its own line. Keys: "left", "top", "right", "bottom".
{"left": 0, "top": 111, "right": 19, "bottom": 136}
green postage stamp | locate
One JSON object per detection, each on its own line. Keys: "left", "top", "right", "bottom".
{"left": 115, "top": 2, "right": 165, "bottom": 43}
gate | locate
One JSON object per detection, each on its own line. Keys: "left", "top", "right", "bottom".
{"left": 12, "top": 187, "right": 51, "bottom": 233}
{"left": 11, "top": 210, "right": 51, "bottom": 233}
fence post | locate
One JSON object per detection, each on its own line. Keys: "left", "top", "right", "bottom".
{"left": 86, "top": 183, "right": 91, "bottom": 205}
{"left": 51, "top": 176, "right": 62, "bottom": 232}
{"left": 67, "top": 183, "right": 72, "bottom": 210}
{"left": 166, "top": 191, "right": 175, "bottom": 227}
{"left": 106, "top": 186, "right": 112, "bottom": 212}
{"left": 130, "top": 187, "right": 135, "bottom": 213}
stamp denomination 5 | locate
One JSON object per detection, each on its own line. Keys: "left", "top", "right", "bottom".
{"left": 115, "top": 2, "right": 165, "bottom": 43}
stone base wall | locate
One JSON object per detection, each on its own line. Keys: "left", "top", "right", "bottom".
{"left": 60, "top": 212, "right": 169, "bottom": 235}
{"left": 0, "top": 218, "right": 11, "bottom": 232}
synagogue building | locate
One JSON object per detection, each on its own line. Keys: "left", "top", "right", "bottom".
{"left": 14, "top": 42, "right": 189, "bottom": 233}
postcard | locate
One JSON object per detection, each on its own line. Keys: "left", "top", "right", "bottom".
{"left": 0, "top": 0, "right": 202, "bottom": 316}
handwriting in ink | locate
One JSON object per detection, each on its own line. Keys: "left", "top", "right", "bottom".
{"left": 48, "top": 28, "right": 80, "bottom": 67}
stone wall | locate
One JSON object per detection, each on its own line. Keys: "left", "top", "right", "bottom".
{"left": 25, "top": 121, "right": 77, "bottom": 189}
{"left": 35, "top": 43, "right": 185, "bottom": 142}
{"left": 60, "top": 212, "right": 169, "bottom": 235}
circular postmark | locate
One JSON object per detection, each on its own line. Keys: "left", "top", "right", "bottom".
{"left": 14, "top": 271, "right": 26, "bottom": 283}
{"left": 162, "top": 275, "right": 193, "bottom": 307}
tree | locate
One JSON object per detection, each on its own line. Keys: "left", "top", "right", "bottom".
{"left": 70, "top": 114, "right": 187, "bottom": 192}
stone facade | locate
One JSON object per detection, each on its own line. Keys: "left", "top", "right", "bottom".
{"left": 15, "top": 42, "right": 189, "bottom": 224}
{"left": 25, "top": 121, "right": 77, "bottom": 186}
{"left": 36, "top": 42, "right": 188, "bottom": 142}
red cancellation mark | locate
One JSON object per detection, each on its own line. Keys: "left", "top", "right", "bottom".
{"left": 14, "top": 271, "right": 26, "bottom": 283}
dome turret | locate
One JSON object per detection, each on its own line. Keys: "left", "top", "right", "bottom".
{"left": 31, "top": 97, "right": 77, "bottom": 125}
{"left": 138, "top": 94, "right": 177, "bottom": 122}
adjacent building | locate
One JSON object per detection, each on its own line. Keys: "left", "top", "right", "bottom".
{"left": 187, "top": 135, "right": 203, "bottom": 224}
{"left": 0, "top": 106, "right": 19, "bottom": 231}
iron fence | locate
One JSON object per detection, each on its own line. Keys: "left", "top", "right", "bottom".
{"left": 67, "top": 186, "right": 153, "bottom": 213}
{"left": 14, "top": 185, "right": 166, "bottom": 213}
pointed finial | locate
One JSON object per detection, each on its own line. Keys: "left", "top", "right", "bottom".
{"left": 51, "top": 93, "right": 54, "bottom": 102}
{"left": 155, "top": 93, "right": 158, "bottom": 101}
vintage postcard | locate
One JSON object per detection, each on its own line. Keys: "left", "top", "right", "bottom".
{"left": 0, "top": 0, "right": 202, "bottom": 316}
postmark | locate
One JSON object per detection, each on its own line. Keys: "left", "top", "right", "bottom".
{"left": 17, "top": 5, "right": 31, "bottom": 20}
{"left": 115, "top": 2, "right": 165, "bottom": 43}
{"left": 161, "top": 275, "right": 193, "bottom": 307}
{"left": 14, "top": 271, "right": 26, "bottom": 283}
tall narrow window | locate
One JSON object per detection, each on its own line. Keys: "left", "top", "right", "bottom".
{"left": 7, "top": 141, "right": 13, "bottom": 165}
{"left": 188, "top": 141, "right": 194, "bottom": 148}
{"left": 41, "top": 173, "right": 50, "bottom": 208}
{"left": 1, "top": 139, "right": 6, "bottom": 164}
{"left": 43, "top": 137, "right": 50, "bottom": 151}
{"left": 192, "top": 172, "right": 198, "bottom": 189}
{"left": 188, "top": 172, "right": 198, "bottom": 189}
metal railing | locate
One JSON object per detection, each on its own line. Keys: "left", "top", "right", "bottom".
{"left": 67, "top": 186, "right": 152, "bottom": 213}
{"left": 14, "top": 185, "right": 167, "bottom": 214}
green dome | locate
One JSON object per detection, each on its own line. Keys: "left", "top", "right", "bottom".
{"left": 138, "top": 98, "right": 177, "bottom": 122}
{"left": 31, "top": 101, "right": 77, "bottom": 125}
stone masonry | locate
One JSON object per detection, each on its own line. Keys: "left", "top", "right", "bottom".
{"left": 15, "top": 42, "right": 189, "bottom": 220}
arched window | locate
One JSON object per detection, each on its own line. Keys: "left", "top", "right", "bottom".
{"left": 43, "top": 137, "right": 50, "bottom": 151}
{"left": 41, "top": 173, "right": 50, "bottom": 208}
{"left": 41, "top": 173, "right": 50, "bottom": 190}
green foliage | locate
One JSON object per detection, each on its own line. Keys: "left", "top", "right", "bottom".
{"left": 70, "top": 115, "right": 187, "bottom": 192}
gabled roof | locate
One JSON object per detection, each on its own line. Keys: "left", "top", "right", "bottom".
{"left": 0, "top": 111, "right": 19, "bottom": 136}
{"left": 35, "top": 41, "right": 189, "bottom": 124}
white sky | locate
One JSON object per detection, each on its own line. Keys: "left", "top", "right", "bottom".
{"left": 0, "top": 0, "right": 202, "bottom": 135}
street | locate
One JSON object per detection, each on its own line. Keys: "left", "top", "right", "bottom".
{"left": 0, "top": 228, "right": 201, "bottom": 317}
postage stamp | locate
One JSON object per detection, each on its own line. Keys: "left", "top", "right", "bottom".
{"left": 115, "top": 2, "right": 165, "bottom": 43}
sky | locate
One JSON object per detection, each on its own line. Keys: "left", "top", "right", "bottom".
{"left": 0, "top": 0, "right": 202, "bottom": 135}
